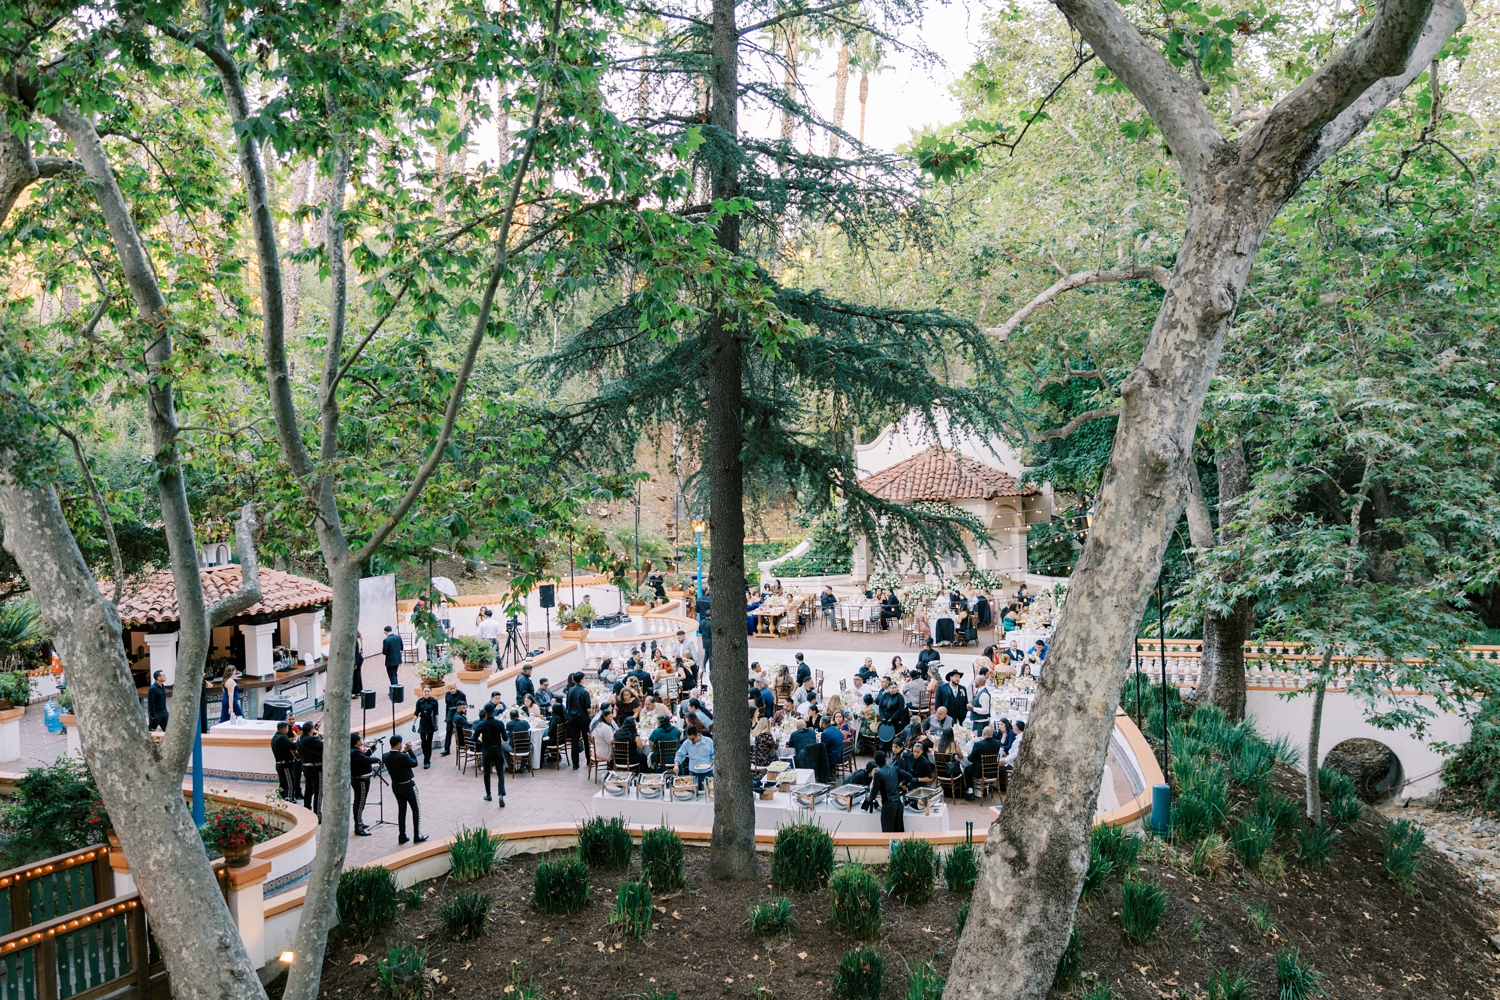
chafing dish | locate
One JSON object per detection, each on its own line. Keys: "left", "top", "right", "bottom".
{"left": 828, "top": 784, "right": 868, "bottom": 811}
{"left": 670, "top": 775, "right": 701, "bottom": 801}
{"left": 636, "top": 774, "right": 665, "bottom": 799}
{"left": 792, "top": 783, "right": 830, "bottom": 809}
{"left": 902, "top": 787, "right": 943, "bottom": 815}
{"left": 603, "top": 772, "right": 633, "bottom": 796}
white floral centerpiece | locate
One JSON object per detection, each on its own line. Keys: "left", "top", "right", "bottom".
{"left": 951, "top": 722, "right": 975, "bottom": 745}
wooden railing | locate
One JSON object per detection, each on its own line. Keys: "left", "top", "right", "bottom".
{"left": 0, "top": 893, "right": 165, "bottom": 1000}
{"left": 0, "top": 848, "right": 114, "bottom": 939}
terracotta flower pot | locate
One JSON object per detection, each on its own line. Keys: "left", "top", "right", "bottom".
{"left": 222, "top": 843, "right": 254, "bottom": 868}
{"left": 561, "top": 626, "right": 589, "bottom": 640}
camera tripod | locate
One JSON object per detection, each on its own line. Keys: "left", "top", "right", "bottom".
{"left": 499, "top": 619, "right": 527, "bottom": 670}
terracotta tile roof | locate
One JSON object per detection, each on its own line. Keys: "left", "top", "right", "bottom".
{"left": 102, "top": 566, "right": 333, "bottom": 629}
{"left": 860, "top": 446, "right": 1038, "bottom": 502}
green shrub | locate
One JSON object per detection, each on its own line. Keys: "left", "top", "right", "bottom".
{"left": 449, "top": 635, "right": 495, "bottom": 668}
{"left": 375, "top": 943, "right": 426, "bottom": 999}
{"left": 1208, "top": 968, "right": 1252, "bottom": 1000}
{"left": 1078, "top": 982, "right": 1114, "bottom": 1000}
{"left": 771, "top": 822, "right": 835, "bottom": 892}
{"left": 1230, "top": 741, "right": 1275, "bottom": 791}
{"left": 400, "top": 885, "right": 424, "bottom": 910}
{"left": 833, "top": 945, "right": 883, "bottom": 1000}
{"left": 1296, "top": 821, "right": 1339, "bottom": 871}
{"left": 577, "top": 816, "right": 634, "bottom": 871}
{"left": 904, "top": 958, "right": 945, "bottom": 1000}
{"left": 1266, "top": 734, "right": 1302, "bottom": 767}
{"left": 640, "top": 825, "right": 686, "bottom": 891}
{"left": 1381, "top": 818, "right": 1426, "bottom": 887}
{"left": 1052, "top": 928, "right": 1081, "bottom": 988}
{"left": 747, "top": 896, "right": 794, "bottom": 934}
{"left": 448, "top": 826, "right": 501, "bottom": 883}
{"left": 439, "top": 890, "right": 492, "bottom": 940}
{"left": 1092, "top": 824, "right": 1144, "bottom": 873}
{"left": 1189, "top": 834, "right": 1230, "bottom": 879}
{"left": 1317, "top": 766, "right": 1357, "bottom": 802}
{"left": 1118, "top": 877, "right": 1168, "bottom": 944}
{"left": 955, "top": 902, "right": 969, "bottom": 935}
{"left": 830, "top": 863, "right": 882, "bottom": 938}
{"left": 1275, "top": 949, "right": 1323, "bottom": 1000}
{"left": 1248, "top": 904, "right": 1276, "bottom": 938}
{"left": 1328, "top": 791, "right": 1364, "bottom": 827}
{"left": 0, "top": 670, "right": 31, "bottom": 706}
{"left": 1231, "top": 816, "right": 1275, "bottom": 873}
{"left": 1442, "top": 697, "right": 1500, "bottom": 809}
{"left": 886, "top": 839, "right": 937, "bottom": 905}
{"left": 610, "top": 880, "right": 653, "bottom": 938}
{"left": 0, "top": 757, "right": 104, "bottom": 867}
{"left": 1255, "top": 791, "right": 1301, "bottom": 839}
{"left": 942, "top": 842, "right": 979, "bottom": 893}
{"left": 1081, "top": 845, "right": 1115, "bottom": 900}
{"left": 532, "top": 853, "right": 589, "bottom": 914}
{"left": 336, "top": 866, "right": 401, "bottom": 939}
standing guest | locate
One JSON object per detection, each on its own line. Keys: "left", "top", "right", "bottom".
{"left": 437, "top": 599, "right": 452, "bottom": 634}
{"left": 915, "top": 639, "right": 941, "bottom": 679}
{"left": 565, "top": 671, "right": 592, "bottom": 769}
{"left": 876, "top": 677, "right": 909, "bottom": 736}
{"left": 414, "top": 684, "right": 440, "bottom": 768}
{"left": 349, "top": 734, "right": 376, "bottom": 836}
{"left": 382, "top": 734, "right": 427, "bottom": 843}
{"left": 515, "top": 662, "right": 536, "bottom": 705}
{"left": 352, "top": 632, "right": 365, "bottom": 698}
{"left": 381, "top": 626, "right": 403, "bottom": 687}
{"left": 298, "top": 721, "right": 324, "bottom": 817}
{"left": 473, "top": 705, "right": 508, "bottom": 806}
{"left": 271, "top": 722, "right": 301, "bottom": 801}
{"left": 591, "top": 705, "right": 618, "bottom": 763}
{"left": 969, "top": 669, "right": 993, "bottom": 733}
{"left": 1004, "top": 719, "right": 1026, "bottom": 766}
{"left": 674, "top": 727, "right": 715, "bottom": 787}
{"left": 794, "top": 653, "right": 811, "bottom": 685}
{"left": 218, "top": 665, "right": 242, "bottom": 723}
{"left": 476, "top": 609, "right": 501, "bottom": 653}
{"left": 935, "top": 669, "right": 970, "bottom": 725}
{"left": 867, "top": 750, "right": 914, "bottom": 833}
{"left": 441, "top": 686, "right": 469, "bottom": 756}
{"left": 147, "top": 670, "right": 169, "bottom": 731}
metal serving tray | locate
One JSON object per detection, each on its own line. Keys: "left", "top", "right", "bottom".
{"left": 792, "top": 783, "right": 830, "bottom": 809}
{"left": 903, "top": 787, "right": 943, "bottom": 815}
{"left": 828, "top": 784, "right": 867, "bottom": 811}
{"left": 603, "top": 773, "right": 633, "bottom": 796}
{"left": 636, "top": 774, "right": 665, "bottom": 799}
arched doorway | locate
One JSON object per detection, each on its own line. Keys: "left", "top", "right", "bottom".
{"left": 1324, "top": 738, "right": 1405, "bottom": 802}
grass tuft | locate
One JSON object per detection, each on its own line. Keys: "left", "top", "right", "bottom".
{"left": 830, "top": 863, "right": 882, "bottom": 938}
{"left": 1119, "top": 876, "right": 1168, "bottom": 944}
{"left": 1381, "top": 817, "right": 1426, "bottom": 888}
{"left": 640, "top": 825, "right": 687, "bottom": 891}
{"left": 577, "top": 816, "right": 633, "bottom": 871}
{"left": 1275, "top": 948, "right": 1324, "bottom": 1000}
{"left": 439, "top": 890, "right": 492, "bottom": 940}
{"left": 771, "top": 822, "right": 835, "bottom": 893}
{"left": 449, "top": 826, "right": 501, "bottom": 883}
{"left": 609, "top": 880, "right": 653, "bottom": 938}
{"left": 833, "top": 945, "right": 883, "bottom": 1000}
{"left": 747, "top": 896, "right": 794, "bottom": 934}
{"left": 885, "top": 839, "right": 938, "bottom": 905}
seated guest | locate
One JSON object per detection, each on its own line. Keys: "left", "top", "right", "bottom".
{"left": 535, "top": 678, "right": 555, "bottom": 711}
{"left": 597, "top": 657, "right": 618, "bottom": 685}
{"left": 925, "top": 705, "right": 955, "bottom": 739}
{"left": 745, "top": 592, "right": 764, "bottom": 635}
{"left": 915, "top": 640, "right": 941, "bottom": 679}
{"left": 995, "top": 717, "right": 1016, "bottom": 756}
{"left": 1031, "top": 639, "right": 1048, "bottom": 661}
{"left": 616, "top": 677, "right": 642, "bottom": 720}
{"left": 648, "top": 713, "right": 682, "bottom": 771}
{"left": 504, "top": 708, "right": 531, "bottom": 738}
{"left": 856, "top": 658, "right": 879, "bottom": 682}
{"left": 935, "top": 729, "right": 972, "bottom": 796}
{"left": 898, "top": 739, "right": 935, "bottom": 785}
{"left": 786, "top": 718, "right": 819, "bottom": 756}
{"left": 751, "top": 718, "right": 778, "bottom": 768}
{"left": 749, "top": 661, "right": 768, "bottom": 687}
{"left": 1004, "top": 719, "right": 1026, "bottom": 765}
{"left": 675, "top": 727, "right": 715, "bottom": 786}
{"left": 772, "top": 697, "right": 797, "bottom": 726}
{"left": 820, "top": 716, "right": 845, "bottom": 765}
{"left": 964, "top": 725, "right": 1008, "bottom": 799}
{"left": 774, "top": 664, "right": 796, "bottom": 702}
{"left": 881, "top": 590, "right": 901, "bottom": 628}
{"left": 682, "top": 697, "right": 713, "bottom": 734}
{"left": 590, "top": 705, "right": 617, "bottom": 762}
{"left": 833, "top": 709, "right": 858, "bottom": 746}
{"left": 614, "top": 712, "right": 650, "bottom": 770}
{"left": 901, "top": 669, "right": 927, "bottom": 709}
{"left": 820, "top": 585, "right": 837, "bottom": 625}
{"left": 758, "top": 678, "right": 777, "bottom": 716}
{"left": 793, "top": 678, "right": 818, "bottom": 704}
{"left": 521, "top": 694, "right": 541, "bottom": 719}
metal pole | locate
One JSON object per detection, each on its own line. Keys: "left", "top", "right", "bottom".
{"left": 634, "top": 482, "right": 641, "bottom": 588}
{"left": 569, "top": 536, "right": 577, "bottom": 607}
{"left": 1157, "top": 578, "right": 1170, "bottom": 780}
{"left": 192, "top": 685, "right": 207, "bottom": 825}
{"left": 1134, "top": 639, "right": 1143, "bottom": 731}
{"left": 695, "top": 530, "right": 704, "bottom": 604}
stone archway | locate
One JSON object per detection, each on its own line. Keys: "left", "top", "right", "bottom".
{"left": 1324, "top": 738, "right": 1405, "bottom": 802}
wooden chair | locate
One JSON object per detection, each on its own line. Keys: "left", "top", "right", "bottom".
{"left": 541, "top": 720, "right": 564, "bottom": 769}
{"left": 814, "top": 669, "right": 825, "bottom": 698}
{"left": 976, "top": 753, "right": 1006, "bottom": 800}
{"left": 916, "top": 687, "right": 931, "bottom": 721}
{"left": 653, "top": 738, "right": 679, "bottom": 774}
{"left": 507, "top": 730, "right": 533, "bottom": 776}
{"left": 454, "top": 725, "right": 475, "bottom": 774}
{"left": 584, "top": 732, "right": 602, "bottom": 783}
{"left": 837, "top": 739, "right": 856, "bottom": 778}
{"left": 610, "top": 738, "right": 644, "bottom": 776}
{"left": 935, "top": 761, "right": 965, "bottom": 801}
{"left": 932, "top": 750, "right": 957, "bottom": 777}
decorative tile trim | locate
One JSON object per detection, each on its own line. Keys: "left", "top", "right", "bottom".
{"left": 203, "top": 768, "right": 277, "bottom": 783}
{"left": 265, "top": 861, "right": 312, "bottom": 896}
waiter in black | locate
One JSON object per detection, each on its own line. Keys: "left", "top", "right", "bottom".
{"left": 442, "top": 686, "right": 468, "bottom": 756}
{"left": 146, "top": 671, "right": 169, "bottom": 731}
{"left": 349, "top": 733, "right": 376, "bottom": 836}
{"left": 414, "top": 684, "right": 440, "bottom": 768}
{"left": 297, "top": 721, "right": 324, "bottom": 816}
{"left": 382, "top": 734, "right": 426, "bottom": 844}
{"left": 381, "top": 625, "right": 403, "bottom": 687}
{"left": 271, "top": 723, "right": 302, "bottom": 801}
{"left": 473, "top": 705, "right": 509, "bottom": 806}
{"left": 867, "top": 750, "right": 915, "bottom": 833}
{"left": 564, "top": 672, "right": 591, "bottom": 770}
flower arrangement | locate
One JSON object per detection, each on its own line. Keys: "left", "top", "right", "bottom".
{"left": 868, "top": 571, "right": 902, "bottom": 592}
{"left": 574, "top": 601, "right": 597, "bottom": 627}
{"left": 906, "top": 583, "right": 938, "bottom": 601}
{"left": 418, "top": 655, "right": 453, "bottom": 683}
{"left": 628, "top": 587, "right": 655, "bottom": 607}
{"left": 951, "top": 722, "right": 976, "bottom": 746}
{"left": 203, "top": 804, "right": 275, "bottom": 863}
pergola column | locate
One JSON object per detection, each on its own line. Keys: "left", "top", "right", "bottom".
{"left": 240, "top": 622, "right": 278, "bottom": 679}
{"left": 291, "top": 610, "right": 323, "bottom": 665}
{"left": 144, "top": 632, "right": 180, "bottom": 687}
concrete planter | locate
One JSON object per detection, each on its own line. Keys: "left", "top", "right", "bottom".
{"left": 0, "top": 705, "right": 25, "bottom": 762}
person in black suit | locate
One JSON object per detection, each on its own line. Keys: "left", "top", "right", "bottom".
{"left": 146, "top": 671, "right": 169, "bottom": 731}
{"left": 880, "top": 591, "right": 902, "bottom": 629}
{"left": 794, "top": 654, "right": 811, "bottom": 686}
{"left": 865, "top": 750, "right": 915, "bottom": 833}
{"left": 298, "top": 721, "right": 324, "bottom": 816}
{"left": 271, "top": 723, "right": 302, "bottom": 801}
{"left": 414, "top": 685, "right": 440, "bottom": 767}
{"left": 564, "top": 672, "right": 591, "bottom": 769}
{"left": 964, "top": 725, "right": 1007, "bottom": 798}
{"left": 441, "top": 687, "right": 468, "bottom": 756}
{"left": 515, "top": 663, "right": 536, "bottom": 705}
{"left": 381, "top": 626, "right": 403, "bottom": 687}
{"left": 935, "top": 669, "right": 969, "bottom": 725}
{"left": 351, "top": 632, "right": 365, "bottom": 699}
{"left": 876, "top": 678, "right": 909, "bottom": 739}
{"left": 349, "top": 733, "right": 377, "bottom": 836}
{"left": 473, "top": 705, "right": 509, "bottom": 806}
{"left": 381, "top": 734, "right": 427, "bottom": 844}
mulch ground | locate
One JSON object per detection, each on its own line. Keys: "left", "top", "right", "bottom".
{"left": 287, "top": 767, "right": 1500, "bottom": 1000}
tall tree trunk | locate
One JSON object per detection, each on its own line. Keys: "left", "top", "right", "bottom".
{"left": 1305, "top": 666, "right": 1330, "bottom": 820}
{"left": 283, "top": 158, "right": 312, "bottom": 333}
{"left": 779, "top": 24, "right": 798, "bottom": 145}
{"left": 1197, "top": 438, "right": 1253, "bottom": 718}
{"left": 857, "top": 70, "right": 868, "bottom": 146}
{"left": 0, "top": 484, "right": 265, "bottom": 1000}
{"left": 705, "top": 0, "right": 757, "bottom": 880}
{"left": 828, "top": 43, "right": 849, "bottom": 157}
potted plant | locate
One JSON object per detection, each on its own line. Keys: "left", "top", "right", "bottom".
{"left": 417, "top": 655, "right": 453, "bottom": 687}
{"left": 626, "top": 587, "right": 654, "bottom": 613}
{"left": 665, "top": 575, "right": 687, "bottom": 599}
{"left": 557, "top": 607, "right": 588, "bottom": 638}
{"left": 0, "top": 670, "right": 32, "bottom": 711}
{"left": 448, "top": 636, "right": 495, "bottom": 673}
{"left": 203, "top": 803, "right": 272, "bottom": 868}
{"left": 574, "top": 600, "right": 596, "bottom": 628}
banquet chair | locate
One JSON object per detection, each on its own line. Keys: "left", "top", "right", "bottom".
{"left": 934, "top": 618, "right": 956, "bottom": 645}
{"left": 507, "top": 730, "right": 533, "bottom": 777}
{"left": 867, "top": 606, "right": 882, "bottom": 631}
{"left": 540, "top": 721, "right": 564, "bottom": 769}
{"left": 976, "top": 753, "right": 1006, "bottom": 800}
{"left": 916, "top": 687, "right": 931, "bottom": 721}
{"left": 610, "top": 739, "right": 645, "bottom": 776}
{"left": 837, "top": 740, "right": 857, "bottom": 779}
{"left": 652, "top": 738, "right": 679, "bottom": 774}
{"left": 584, "top": 733, "right": 602, "bottom": 783}
{"left": 932, "top": 750, "right": 957, "bottom": 777}
{"left": 936, "top": 765, "right": 966, "bottom": 802}
{"left": 848, "top": 606, "right": 865, "bottom": 633}
{"left": 454, "top": 726, "right": 475, "bottom": 774}
{"left": 814, "top": 669, "right": 825, "bottom": 697}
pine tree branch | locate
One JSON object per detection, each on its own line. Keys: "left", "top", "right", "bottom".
{"left": 738, "top": 0, "right": 863, "bottom": 37}
{"left": 982, "top": 266, "right": 1171, "bottom": 339}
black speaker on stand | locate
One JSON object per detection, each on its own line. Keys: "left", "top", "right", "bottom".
{"left": 389, "top": 684, "right": 404, "bottom": 743}
{"left": 539, "top": 584, "right": 556, "bottom": 650}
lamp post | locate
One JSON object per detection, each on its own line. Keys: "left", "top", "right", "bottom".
{"left": 1156, "top": 577, "right": 1171, "bottom": 779}
{"left": 193, "top": 683, "right": 207, "bottom": 825}
{"left": 693, "top": 519, "right": 706, "bottom": 604}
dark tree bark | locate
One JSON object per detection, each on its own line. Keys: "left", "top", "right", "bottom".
{"left": 946, "top": 0, "right": 1463, "bottom": 996}
{"left": 1197, "top": 438, "right": 1253, "bottom": 719}
{"left": 703, "top": 0, "right": 758, "bottom": 881}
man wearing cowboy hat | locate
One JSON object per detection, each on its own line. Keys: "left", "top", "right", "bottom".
{"left": 935, "top": 668, "right": 969, "bottom": 726}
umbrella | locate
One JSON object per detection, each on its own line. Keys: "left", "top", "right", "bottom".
{"left": 430, "top": 576, "right": 457, "bottom": 598}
